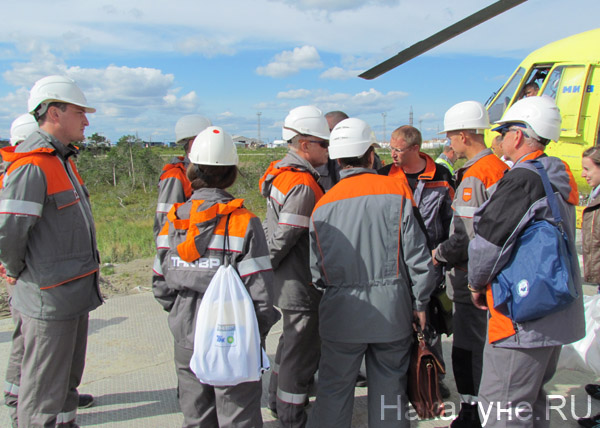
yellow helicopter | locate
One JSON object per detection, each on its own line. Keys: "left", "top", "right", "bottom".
{"left": 360, "top": 1, "right": 599, "bottom": 197}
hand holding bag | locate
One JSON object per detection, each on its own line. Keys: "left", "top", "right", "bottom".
{"left": 491, "top": 160, "right": 578, "bottom": 323}
{"left": 407, "top": 325, "right": 445, "bottom": 419}
{"left": 190, "top": 214, "right": 269, "bottom": 386}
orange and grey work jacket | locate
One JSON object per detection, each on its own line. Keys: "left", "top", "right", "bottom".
{"left": 152, "top": 156, "right": 193, "bottom": 311}
{"left": 433, "top": 148, "right": 508, "bottom": 304}
{"left": 153, "top": 156, "right": 193, "bottom": 239}
{"left": 379, "top": 152, "right": 455, "bottom": 249}
{"left": 259, "top": 151, "right": 324, "bottom": 311}
{"left": 0, "top": 130, "right": 102, "bottom": 320}
{"left": 155, "top": 188, "right": 278, "bottom": 348}
{"left": 468, "top": 152, "right": 584, "bottom": 346}
{"left": 310, "top": 168, "right": 436, "bottom": 343}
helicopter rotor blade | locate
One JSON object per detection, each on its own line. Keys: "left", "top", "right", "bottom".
{"left": 359, "top": 0, "right": 527, "bottom": 80}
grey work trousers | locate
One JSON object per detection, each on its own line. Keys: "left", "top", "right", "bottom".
{"left": 173, "top": 343, "right": 263, "bottom": 428}
{"left": 478, "top": 342, "right": 561, "bottom": 428}
{"left": 18, "top": 310, "right": 88, "bottom": 428}
{"left": 309, "top": 335, "right": 413, "bottom": 428}
{"left": 4, "top": 305, "right": 23, "bottom": 427}
{"left": 268, "top": 309, "right": 320, "bottom": 428}
{"left": 452, "top": 301, "right": 487, "bottom": 403}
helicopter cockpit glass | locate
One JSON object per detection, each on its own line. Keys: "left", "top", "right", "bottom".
{"left": 487, "top": 67, "right": 525, "bottom": 123}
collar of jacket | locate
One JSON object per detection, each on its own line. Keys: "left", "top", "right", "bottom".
{"left": 389, "top": 152, "right": 437, "bottom": 181}
{"left": 12, "top": 129, "right": 78, "bottom": 161}
{"left": 514, "top": 150, "right": 545, "bottom": 165}
{"left": 457, "top": 147, "right": 495, "bottom": 173}
{"left": 281, "top": 149, "right": 320, "bottom": 178}
{"left": 339, "top": 167, "right": 376, "bottom": 180}
{"left": 259, "top": 149, "right": 321, "bottom": 196}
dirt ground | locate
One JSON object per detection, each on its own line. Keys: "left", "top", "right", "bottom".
{"left": 0, "top": 257, "right": 154, "bottom": 320}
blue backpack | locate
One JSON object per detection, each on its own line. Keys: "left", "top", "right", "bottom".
{"left": 491, "top": 160, "right": 578, "bottom": 323}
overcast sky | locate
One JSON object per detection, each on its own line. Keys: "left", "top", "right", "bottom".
{"left": 0, "top": 0, "right": 597, "bottom": 143}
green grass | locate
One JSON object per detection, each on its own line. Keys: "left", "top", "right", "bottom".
{"left": 91, "top": 185, "right": 157, "bottom": 263}
{"left": 87, "top": 147, "right": 286, "bottom": 263}
{"left": 87, "top": 146, "right": 452, "bottom": 264}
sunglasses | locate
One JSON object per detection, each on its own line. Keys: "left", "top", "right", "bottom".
{"left": 306, "top": 139, "right": 329, "bottom": 149}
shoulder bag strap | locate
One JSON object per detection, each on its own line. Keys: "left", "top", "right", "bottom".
{"left": 531, "top": 159, "right": 563, "bottom": 230}
{"left": 221, "top": 213, "right": 233, "bottom": 266}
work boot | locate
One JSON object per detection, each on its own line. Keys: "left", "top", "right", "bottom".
{"left": 578, "top": 412, "right": 600, "bottom": 427}
{"left": 78, "top": 394, "right": 94, "bottom": 408}
{"left": 449, "top": 403, "right": 481, "bottom": 428}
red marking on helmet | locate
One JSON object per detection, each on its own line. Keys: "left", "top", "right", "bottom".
{"left": 213, "top": 129, "right": 220, "bottom": 134}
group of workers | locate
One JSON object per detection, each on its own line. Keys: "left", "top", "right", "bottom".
{"left": 0, "top": 74, "right": 590, "bottom": 428}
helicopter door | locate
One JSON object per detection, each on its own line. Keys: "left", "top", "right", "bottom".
{"left": 540, "top": 64, "right": 588, "bottom": 139}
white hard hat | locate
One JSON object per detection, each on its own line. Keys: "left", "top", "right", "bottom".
{"left": 282, "top": 105, "right": 330, "bottom": 141}
{"left": 440, "top": 100, "right": 489, "bottom": 133}
{"left": 492, "top": 96, "right": 562, "bottom": 143}
{"left": 328, "top": 118, "right": 372, "bottom": 160}
{"left": 188, "top": 126, "right": 239, "bottom": 166}
{"left": 10, "top": 113, "right": 39, "bottom": 146}
{"left": 28, "top": 75, "right": 95, "bottom": 119}
{"left": 174, "top": 114, "right": 212, "bottom": 144}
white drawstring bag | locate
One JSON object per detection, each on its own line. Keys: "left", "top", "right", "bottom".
{"left": 558, "top": 294, "right": 600, "bottom": 375}
{"left": 190, "top": 261, "right": 269, "bottom": 386}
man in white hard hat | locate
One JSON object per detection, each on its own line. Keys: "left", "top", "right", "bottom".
{"left": 379, "top": 124, "right": 455, "bottom": 398}
{"left": 152, "top": 114, "right": 211, "bottom": 312}
{"left": 2, "top": 111, "right": 96, "bottom": 424}
{"left": 260, "top": 105, "right": 329, "bottom": 426}
{"left": 308, "top": 118, "right": 436, "bottom": 427}
{"left": 0, "top": 75, "right": 101, "bottom": 427}
{"left": 467, "top": 96, "right": 584, "bottom": 427}
{"left": 432, "top": 101, "right": 508, "bottom": 428}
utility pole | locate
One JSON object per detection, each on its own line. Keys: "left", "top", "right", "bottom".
{"left": 409, "top": 106, "right": 413, "bottom": 126}
{"left": 381, "top": 112, "right": 387, "bottom": 145}
{"left": 257, "top": 112, "right": 262, "bottom": 145}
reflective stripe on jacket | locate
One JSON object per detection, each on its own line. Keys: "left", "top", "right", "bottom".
{"left": 468, "top": 152, "right": 584, "bottom": 346}
{"left": 310, "top": 168, "right": 436, "bottom": 343}
{"left": 259, "top": 151, "right": 324, "bottom": 311}
{"left": 158, "top": 188, "right": 277, "bottom": 348}
{"left": 434, "top": 148, "right": 508, "bottom": 303}
{"left": 0, "top": 130, "right": 101, "bottom": 320}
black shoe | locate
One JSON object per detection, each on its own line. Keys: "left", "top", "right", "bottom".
{"left": 578, "top": 412, "right": 600, "bottom": 427}
{"left": 450, "top": 403, "right": 481, "bottom": 428}
{"left": 355, "top": 374, "right": 367, "bottom": 388}
{"left": 78, "top": 394, "right": 94, "bottom": 408}
{"left": 439, "top": 380, "right": 451, "bottom": 399}
{"left": 586, "top": 384, "right": 600, "bottom": 400}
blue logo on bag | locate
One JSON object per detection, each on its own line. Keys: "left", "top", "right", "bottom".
{"left": 517, "top": 280, "right": 529, "bottom": 297}
{"left": 216, "top": 324, "right": 236, "bottom": 347}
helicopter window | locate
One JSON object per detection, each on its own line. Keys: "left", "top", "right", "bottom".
{"left": 541, "top": 66, "right": 566, "bottom": 99}
{"left": 519, "top": 66, "right": 550, "bottom": 99}
{"left": 488, "top": 67, "right": 525, "bottom": 123}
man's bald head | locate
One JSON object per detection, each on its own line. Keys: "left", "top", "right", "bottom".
{"left": 325, "top": 111, "right": 349, "bottom": 131}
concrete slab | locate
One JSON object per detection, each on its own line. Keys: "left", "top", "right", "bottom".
{"left": 1, "top": 290, "right": 596, "bottom": 427}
